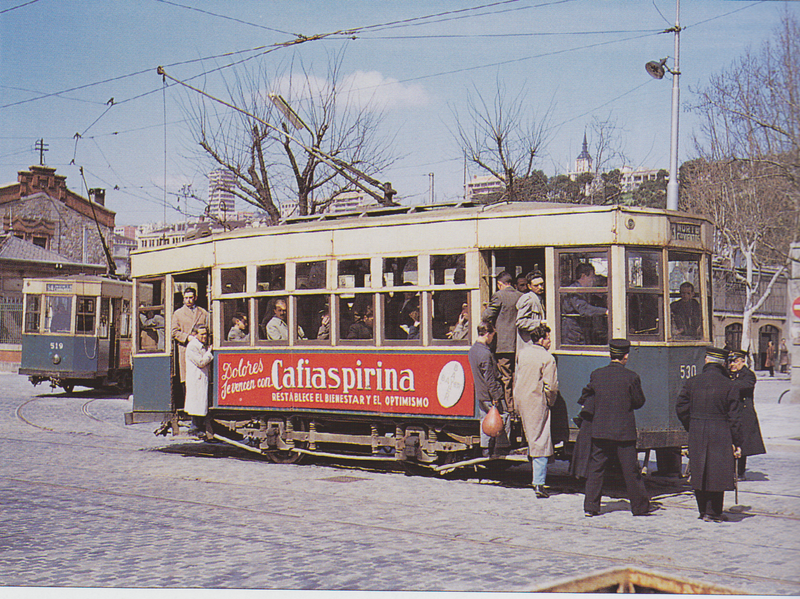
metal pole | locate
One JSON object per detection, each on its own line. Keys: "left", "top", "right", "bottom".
{"left": 666, "top": 0, "right": 681, "bottom": 211}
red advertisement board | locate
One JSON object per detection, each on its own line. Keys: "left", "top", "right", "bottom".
{"left": 216, "top": 351, "right": 475, "bottom": 417}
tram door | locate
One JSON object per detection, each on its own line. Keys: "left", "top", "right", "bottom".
{"left": 171, "top": 270, "right": 211, "bottom": 411}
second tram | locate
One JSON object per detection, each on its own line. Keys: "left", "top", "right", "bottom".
{"left": 125, "top": 202, "right": 713, "bottom": 472}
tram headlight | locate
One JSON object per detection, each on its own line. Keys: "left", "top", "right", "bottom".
{"left": 52, "top": 353, "right": 61, "bottom": 365}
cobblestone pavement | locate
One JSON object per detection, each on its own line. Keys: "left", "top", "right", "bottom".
{"left": 1, "top": 372, "right": 799, "bottom": 594}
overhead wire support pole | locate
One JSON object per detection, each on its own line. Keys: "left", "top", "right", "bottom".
{"left": 666, "top": 0, "right": 681, "bottom": 211}
{"left": 156, "top": 66, "right": 396, "bottom": 206}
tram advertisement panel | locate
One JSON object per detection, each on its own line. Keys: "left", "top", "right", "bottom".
{"left": 216, "top": 352, "right": 474, "bottom": 417}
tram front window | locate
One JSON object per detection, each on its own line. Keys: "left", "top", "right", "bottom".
{"left": 558, "top": 252, "right": 609, "bottom": 347}
{"left": 627, "top": 249, "right": 663, "bottom": 340}
{"left": 668, "top": 252, "right": 703, "bottom": 340}
{"left": 46, "top": 296, "right": 72, "bottom": 333}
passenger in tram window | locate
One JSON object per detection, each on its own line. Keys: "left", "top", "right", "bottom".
{"left": 317, "top": 305, "right": 331, "bottom": 340}
{"left": 516, "top": 274, "right": 529, "bottom": 294}
{"left": 482, "top": 271, "right": 523, "bottom": 411}
{"left": 227, "top": 312, "right": 249, "bottom": 342}
{"left": 347, "top": 304, "right": 374, "bottom": 339}
{"left": 560, "top": 263, "right": 608, "bottom": 345}
{"left": 405, "top": 304, "right": 421, "bottom": 339}
{"left": 670, "top": 281, "right": 702, "bottom": 339}
{"left": 171, "top": 287, "right": 210, "bottom": 402}
{"left": 143, "top": 309, "right": 165, "bottom": 350}
{"left": 262, "top": 298, "right": 305, "bottom": 341}
{"left": 468, "top": 320, "right": 510, "bottom": 458}
{"left": 448, "top": 303, "right": 470, "bottom": 340}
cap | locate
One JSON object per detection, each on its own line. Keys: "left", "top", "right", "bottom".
{"left": 706, "top": 346, "right": 729, "bottom": 364}
{"left": 729, "top": 349, "right": 748, "bottom": 360}
{"left": 609, "top": 338, "right": 631, "bottom": 358}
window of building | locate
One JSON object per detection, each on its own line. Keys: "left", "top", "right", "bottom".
{"left": 558, "top": 251, "right": 609, "bottom": 347}
{"left": 32, "top": 236, "right": 48, "bottom": 249}
{"left": 668, "top": 252, "right": 703, "bottom": 341}
{"left": 24, "top": 294, "right": 41, "bottom": 333}
{"left": 626, "top": 249, "right": 663, "bottom": 340}
{"left": 257, "top": 264, "right": 285, "bottom": 291}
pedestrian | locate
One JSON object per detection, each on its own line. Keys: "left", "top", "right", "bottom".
{"left": 765, "top": 340, "right": 775, "bottom": 377}
{"left": 171, "top": 287, "right": 209, "bottom": 407}
{"left": 581, "top": 339, "right": 652, "bottom": 517}
{"left": 779, "top": 339, "right": 789, "bottom": 374}
{"left": 514, "top": 323, "right": 558, "bottom": 498}
{"left": 185, "top": 324, "right": 213, "bottom": 438}
{"left": 676, "top": 347, "right": 742, "bottom": 522}
{"left": 728, "top": 349, "right": 766, "bottom": 481}
{"left": 481, "top": 271, "right": 523, "bottom": 413}
{"left": 467, "top": 321, "right": 511, "bottom": 457}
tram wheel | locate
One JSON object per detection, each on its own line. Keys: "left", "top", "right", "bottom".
{"left": 266, "top": 418, "right": 306, "bottom": 464}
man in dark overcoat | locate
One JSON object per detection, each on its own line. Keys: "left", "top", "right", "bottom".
{"left": 481, "top": 271, "right": 522, "bottom": 414}
{"left": 676, "top": 347, "right": 742, "bottom": 522}
{"left": 581, "top": 339, "right": 651, "bottom": 517}
{"left": 728, "top": 349, "right": 765, "bottom": 480}
{"left": 468, "top": 321, "right": 510, "bottom": 456}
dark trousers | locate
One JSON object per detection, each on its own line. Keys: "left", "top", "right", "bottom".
{"left": 738, "top": 456, "right": 747, "bottom": 477}
{"left": 584, "top": 439, "right": 649, "bottom": 515}
{"left": 695, "top": 490, "right": 724, "bottom": 518}
{"left": 496, "top": 354, "right": 515, "bottom": 413}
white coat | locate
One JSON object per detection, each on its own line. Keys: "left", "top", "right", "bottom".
{"left": 184, "top": 335, "right": 213, "bottom": 417}
{"left": 514, "top": 342, "right": 559, "bottom": 457}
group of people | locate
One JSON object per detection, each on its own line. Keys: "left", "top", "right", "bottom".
{"left": 473, "top": 266, "right": 765, "bottom": 521}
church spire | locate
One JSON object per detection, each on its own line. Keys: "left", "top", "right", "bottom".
{"left": 575, "top": 131, "right": 592, "bottom": 173}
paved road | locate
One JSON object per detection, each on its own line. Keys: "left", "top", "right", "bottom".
{"left": 1, "top": 372, "right": 798, "bottom": 593}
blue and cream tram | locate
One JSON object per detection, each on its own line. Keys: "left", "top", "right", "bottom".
{"left": 125, "top": 202, "right": 713, "bottom": 471}
{"left": 20, "top": 275, "right": 133, "bottom": 393}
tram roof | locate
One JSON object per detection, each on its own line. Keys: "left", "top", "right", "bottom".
{"left": 23, "top": 274, "right": 132, "bottom": 295}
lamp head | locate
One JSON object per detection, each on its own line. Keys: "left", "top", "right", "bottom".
{"left": 645, "top": 58, "right": 668, "bottom": 80}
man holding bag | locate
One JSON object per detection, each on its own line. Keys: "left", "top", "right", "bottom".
{"left": 468, "top": 321, "right": 510, "bottom": 457}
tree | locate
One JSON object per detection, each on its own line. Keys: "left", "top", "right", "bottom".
{"left": 686, "top": 11, "right": 800, "bottom": 355}
{"left": 632, "top": 169, "right": 668, "bottom": 208}
{"left": 453, "top": 81, "right": 552, "bottom": 203}
{"left": 185, "top": 51, "right": 396, "bottom": 224}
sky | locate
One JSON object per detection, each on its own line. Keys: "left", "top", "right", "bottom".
{"left": 1, "top": 0, "right": 797, "bottom": 227}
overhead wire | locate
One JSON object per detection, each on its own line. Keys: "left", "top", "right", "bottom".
{"left": 0, "top": 0, "right": 39, "bottom": 15}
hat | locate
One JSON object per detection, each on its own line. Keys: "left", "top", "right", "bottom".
{"left": 706, "top": 347, "right": 729, "bottom": 364}
{"left": 729, "top": 349, "right": 748, "bottom": 360}
{"left": 609, "top": 338, "right": 631, "bottom": 358}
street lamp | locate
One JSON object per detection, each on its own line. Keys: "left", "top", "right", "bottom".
{"left": 646, "top": 0, "right": 681, "bottom": 211}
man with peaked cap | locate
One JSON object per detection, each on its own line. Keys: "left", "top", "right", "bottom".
{"left": 728, "top": 349, "right": 765, "bottom": 481}
{"left": 581, "top": 339, "right": 652, "bottom": 517}
{"left": 677, "top": 347, "right": 743, "bottom": 522}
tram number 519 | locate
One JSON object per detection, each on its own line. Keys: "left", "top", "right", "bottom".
{"left": 679, "top": 364, "right": 697, "bottom": 379}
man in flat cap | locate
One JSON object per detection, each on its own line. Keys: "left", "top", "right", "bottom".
{"left": 727, "top": 349, "right": 765, "bottom": 481}
{"left": 677, "top": 347, "right": 742, "bottom": 522}
{"left": 580, "top": 339, "right": 652, "bottom": 517}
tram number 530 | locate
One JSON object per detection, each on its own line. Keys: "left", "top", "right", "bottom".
{"left": 679, "top": 364, "right": 697, "bottom": 379}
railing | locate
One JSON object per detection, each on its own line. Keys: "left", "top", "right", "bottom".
{"left": 0, "top": 296, "right": 23, "bottom": 344}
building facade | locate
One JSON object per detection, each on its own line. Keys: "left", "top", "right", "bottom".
{"left": 208, "top": 168, "right": 236, "bottom": 219}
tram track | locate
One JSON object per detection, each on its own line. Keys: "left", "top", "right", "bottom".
{"left": 3, "top": 472, "right": 798, "bottom": 593}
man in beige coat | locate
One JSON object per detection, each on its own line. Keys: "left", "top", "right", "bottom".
{"left": 171, "top": 287, "right": 210, "bottom": 405}
{"left": 514, "top": 323, "right": 559, "bottom": 497}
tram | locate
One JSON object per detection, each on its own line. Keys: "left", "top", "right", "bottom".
{"left": 20, "top": 275, "right": 134, "bottom": 393}
{"left": 125, "top": 201, "right": 713, "bottom": 472}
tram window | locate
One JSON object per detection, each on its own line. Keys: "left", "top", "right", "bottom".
{"left": 94, "top": 297, "right": 107, "bottom": 337}
{"left": 668, "top": 252, "right": 703, "bottom": 340}
{"left": 256, "top": 264, "right": 285, "bottom": 292}
{"left": 558, "top": 252, "right": 609, "bottom": 346}
{"left": 431, "top": 254, "right": 466, "bottom": 286}
{"left": 120, "top": 300, "right": 132, "bottom": 338}
{"left": 432, "top": 290, "right": 469, "bottom": 342}
{"left": 296, "top": 261, "right": 326, "bottom": 290}
{"left": 627, "top": 250, "right": 663, "bottom": 340}
{"left": 338, "top": 259, "right": 371, "bottom": 288}
{"left": 222, "top": 299, "right": 250, "bottom": 344}
{"left": 24, "top": 295, "right": 41, "bottom": 333}
{"left": 258, "top": 296, "right": 293, "bottom": 343}
{"left": 339, "top": 294, "right": 375, "bottom": 343}
{"left": 383, "top": 257, "right": 418, "bottom": 287}
{"left": 221, "top": 267, "right": 246, "bottom": 295}
{"left": 383, "top": 290, "right": 421, "bottom": 342}
{"left": 137, "top": 279, "right": 165, "bottom": 353}
{"left": 297, "top": 294, "right": 331, "bottom": 343}
{"left": 46, "top": 296, "right": 72, "bottom": 333}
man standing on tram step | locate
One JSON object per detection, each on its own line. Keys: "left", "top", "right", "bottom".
{"left": 171, "top": 287, "right": 210, "bottom": 407}
{"left": 581, "top": 339, "right": 652, "bottom": 517}
{"left": 514, "top": 323, "right": 558, "bottom": 498}
{"left": 481, "top": 271, "right": 523, "bottom": 414}
{"left": 185, "top": 324, "right": 213, "bottom": 437}
{"left": 728, "top": 349, "right": 766, "bottom": 481}
{"left": 676, "top": 347, "right": 743, "bottom": 522}
{"left": 468, "top": 321, "right": 511, "bottom": 457}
